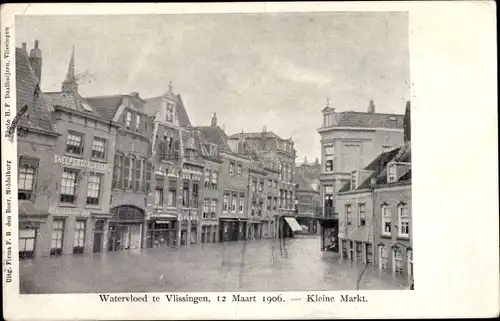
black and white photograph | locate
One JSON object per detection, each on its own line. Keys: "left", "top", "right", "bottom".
{"left": 13, "top": 11, "right": 413, "bottom": 294}
{"left": 1, "top": 2, "right": 498, "bottom": 320}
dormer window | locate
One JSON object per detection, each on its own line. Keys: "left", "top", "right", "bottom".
{"left": 125, "top": 111, "right": 132, "bottom": 130}
{"left": 166, "top": 102, "right": 174, "bottom": 123}
{"left": 388, "top": 163, "right": 397, "bottom": 182}
{"left": 389, "top": 116, "right": 397, "bottom": 121}
{"left": 351, "top": 171, "right": 358, "bottom": 190}
{"left": 210, "top": 144, "right": 218, "bottom": 158}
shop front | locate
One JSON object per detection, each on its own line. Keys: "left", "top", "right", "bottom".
{"left": 319, "top": 217, "right": 339, "bottom": 252}
{"left": 219, "top": 219, "right": 247, "bottom": 242}
{"left": 108, "top": 205, "right": 145, "bottom": 252}
{"left": 148, "top": 220, "right": 177, "bottom": 248}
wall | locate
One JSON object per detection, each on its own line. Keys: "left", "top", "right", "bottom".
{"left": 337, "top": 190, "right": 373, "bottom": 242}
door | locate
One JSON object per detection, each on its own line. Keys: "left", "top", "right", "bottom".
{"left": 93, "top": 232, "right": 102, "bottom": 253}
{"left": 129, "top": 224, "right": 142, "bottom": 249}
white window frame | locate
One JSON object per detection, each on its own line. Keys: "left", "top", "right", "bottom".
{"left": 229, "top": 162, "right": 235, "bottom": 176}
{"left": 73, "top": 220, "right": 86, "bottom": 253}
{"left": 324, "top": 145, "right": 334, "bottom": 172}
{"left": 91, "top": 137, "right": 106, "bottom": 159}
{"left": 86, "top": 172, "right": 102, "bottom": 205}
{"left": 60, "top": 169, "right": 78, "bottom": 203}
{"left": 126, "top": 111, "right": 132, "bottom": 130}
{"left": 382, "top": 204, "right": 391, "bottom": 236}
{"left": 398, "top": 204, "right": 410, "bottom": 237}
{"left": 135, "top": 114, "right": 141, "bottom": 132}
{"left": 66, "top": 132, "right": 84, "bottom": 155}
{"left": 239, "top": 195, "right": 244, "bottom": 213}
{"left": 345, "top": 204, "right": 352, "bottom": 226}
{"left": 231, "top": 193, "right": 237, "bottom": 213}
{"left": 407, "top": 250, "right": 413, "bottom": 277}
{"left": 388, "top": 163, "right": 397, "bottom": 182}
{"left": 379, "top": 245, "right": 388, "bottom": 270}
{"left": 359, "top": 203, "right": 366, "bottom": 226}
{"left": 393, "top": 248, "right": 404, "bottom": 274}
{"left": 223, "top": 193, "right": 229, "bottom": 212}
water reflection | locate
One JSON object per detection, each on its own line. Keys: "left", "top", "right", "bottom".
{"left": 20, "top": 236, "right": 409, "bottom": 294}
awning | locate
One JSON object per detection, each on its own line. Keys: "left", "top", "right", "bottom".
{"left": 284, "top": 217, "right": 303, "bottom": 232}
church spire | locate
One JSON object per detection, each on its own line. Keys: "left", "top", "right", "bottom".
{"left": 62, "top": 46, "right": 78, "bottom": 92}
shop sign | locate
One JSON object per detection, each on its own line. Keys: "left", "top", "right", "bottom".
{"left": 54, "top": 155, "right": 111, "bottom": 173}
{"left": 48, "top": 206, "right": 89, "bottom": 216}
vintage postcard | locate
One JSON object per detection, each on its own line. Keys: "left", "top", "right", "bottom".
{"left": 1, "top": 2, "right": 498, "bottom": 320}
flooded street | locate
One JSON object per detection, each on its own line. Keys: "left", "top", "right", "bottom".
{"left": 20, "top": 236, "right": 410, "bottom": 294}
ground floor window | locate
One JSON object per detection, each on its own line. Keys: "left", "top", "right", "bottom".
{"left": 349, "top": 240, "right": 354, "bottom": 261}
{"left": 51, "top": 218, "right": 65, "bottom": 256}
{"left": 365, "top": 243, "right": 373, "bottom": 264}
{"left": 341, "top": 239, "right": 348, "bottom": 259}
{"left": 148, "top": 222, "right": 173, "bottom": 248}
{"left": 356, "top": 241, "right": 363, "bottom": 263}
{"left": 394, "top": 248, "right": 404, "bottom": 274}
{"left": 73, "top": 220, "right": 86, "bottom": 254}
{"left": 379, "top": 245, "right": 388, "bottom": 270}
{"left": 407, "top": 250, "right": 413, "bottom": 277}
{"left": 19, "top": 228, "right": 36, "bottom": 259}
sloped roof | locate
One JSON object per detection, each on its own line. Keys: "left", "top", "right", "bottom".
{"left": 228, "top": 131, "right": 283, "bottom": 140}
{"left": 15, "top": 47, "right": 55, "bottom": 133}
{"left": 196, "top": 126, "right": 231, "bottom": 151}
{"left": 143, "top": 93, "right": 191, "bottom": 127}
{"left": 336, "top": 111, "right": 404, "bottom": 129}
{"left": 84, "top": 94, "right": 123, "bottom": 120}
{"left": 338, "top": 146, "right": 406, "bottom": 193}
{"left": 45, "top": 90, "right": 100, "bottom": 117}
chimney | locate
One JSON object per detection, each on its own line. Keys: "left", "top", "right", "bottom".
{"left": 211, "top": 112, "right": 217, "bottom": 127}
{"left": 368, "top": 100, "right": 375, "bottom": 113}
{"left": 22, "top": 42, "right": 27, "bottom": 52}
{"left": 29, "top": 40, "right": 42, "bottom": 84}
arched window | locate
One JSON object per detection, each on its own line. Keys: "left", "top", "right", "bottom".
{"left": 381, "top": 204, "right": 391, "bottom": 235}
{"left": 393, "top": 247, "right": 403, "bottom": 274}
{"left": 111, "top": 206, "right": 145, "bottom": 222}
{"left": 379, "top": 245, "right": 388, "bottom": 270}
{"left": 398, "top": 203, "right": 410, "bottom": 237}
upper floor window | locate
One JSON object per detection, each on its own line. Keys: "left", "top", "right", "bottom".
{"left": 388, "top": 164, "right": 397, "bottom": 182}
{"left": 223, "top": 193, "right": 229, "bottom": 212}
{"left": 231, "top": 193, "right": 237, "bottom": 212}
{"left": 204, "top": 169, "right": 210, "bottom": 188}
{"left": 239, "top": 194, "right": 245, "bottom": 213}
{"left": 66, "top": 132, "right": 84, "bottom": 155}
{"left": 345, "top": 204, "right": 352, "bottom": 225}
{"left": 135, "top": 114, "right": 141, "bottom": 132}
{"left": 359, "top": 203, "right": 366, "bottom": 226}
{"left": 229, "top": 162, "right": 235, "bottom": 176}
{"left": 155, "top": 179, "right": 164, "bottom": 205}
{"left": 211, "top": 171, "right": 218, "bottom": 189}
{"left": 86, "top": 172, "right": 102, "bottom": 205}
{"left": 60, "top": 168, "right": 78, "bottom": 203}
{"left": 18, "top": 157, "right": 39, "bottom": 201}
{"left": 324, "top": 145, "right": 334, "bottom": 172}
{"left": 210, "top": 199, "right": 217, "bottom": 218}
{"left": 382, "top": 204, "right": 391, "bottom": 235}
{"left": 126, "top": 111, "right": 132, "bottom": 130}
{"left": 398, "top": 204, "right": 410, "bottom": 237}
{"left": 166, "top": 102, "right": 174, "bottom": 123}
{"left": 351, "top": 171, "right": 357, "bottom": 190}
{"left": 203, "top": 199, "right": 210, "bottom": 219}
{"left": 236, "top": 163, "right": 242, "bottom": 176}
{"left": 91, "top": 138, "right": 106, "bottom": 159}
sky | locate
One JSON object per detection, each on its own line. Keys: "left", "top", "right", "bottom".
{"left": 16, "top": 12, "right": 409, "bottom": 162}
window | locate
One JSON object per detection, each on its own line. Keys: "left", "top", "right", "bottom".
{"left": 143, "top": 162, "right": 152, "bottom": 192}
{"left": 223, "top": 193, "right": 229, "bottom": 212}
{"left": 134, "top": 159, "right": 143, "bottom": 191}
{"left": 382, "top": 205, "right": 391, "bottom": 235}
{"left": 345, "top": 204, "right": 352, "bottom": 225}
{"left": 211, "top": 171, "right": 218, "bottom": 189}
{"left": 239, "top": 194, "right": 245, "bottom": 213}
{"left": 154, "top": 179, "right": 164, "bottom": 205}
{"left": 203, "top": 199, "right": 210, "bottom": 219}
{"left": 359, "top": 203, "right": 366, "bottom": 226}
{"left": 166, "top": 102, "right": 174, "bottom": 122}
{"left": 273, "top": 197, "right": 277, "bottom": 211}
{"left": 388, "top": 164, "right": 397, "bottom": 182}
{"left": 91, "top": 138, "right": 106, "bottom": 159}
{"left": 356, "top": 241, "right": 363, "bottom": 262}
{"left": 394, "top": 248, "right": 403, "bottom": 274}
{"left": 236, "top": 163, "right": 242, "bottom": 176}
{"left": 351, "top": 171, "right": 357, "bottom": 189}
{"left": 123, "top": 156, "right": 132, "bottom": 189}
{"left": 51, "top": 219, "right": 65, "bottom": 256}
{"left": 267, "top": 196, "right": 272, "bottom": 210}
{"left": 379, "top": 245, "right": 388, "bottom": 270}
{"left": 167, "top": 180, "right": 177, "bottom": 206}
{"left": 366, "top": 243, "right": 373, "bottom": 264}
{"left": 398, "top": 204, "right": 410, "bottom": 237}
{"left": 231, "top": 193, "right": 237, "bottom": 212}
{"left": 324, "top": 145, "right": 334, "bottom": 172}
{"left": 18, "top": 157, "right": 38, "bottom": 200}
{"left": 60, "top": 169, "right": 77, "bottom": 203}
{"left": 112, "top": 154, "right": 123, "bottom": 189}
{"left": 73, "top": 220, "right": 86, "bottom": 254}
{"left": 273, "top": 180, "right": 277, "bottom": 188}
{"left": 259, "top": 180, "right": 264, "bottom": 192}
{"left": 135, "top": 114, "right": 141, "bottom": 132}
{"left": 182, "top": 181, "right": 190, "bottom": 207}
{"left": 407, "top": 250, "right": 413, "bottom": 277}
{"left": 66, "top": 132, "right": 83, "bottom": 155}
{"left": 192, "top": 183, "right": 199, "bottom": 208}
{"left": 252, "top": 180, "right": 257, "bottom": 193}
{"left": 19, "top": 228, "right": 36, "bottom": 259}
{"left": 251, "top": 204, "right": 255, "bottom": 216}
{"left": 268, "top": 180, "right": 271, "bottom": 188}
{"left": 86, "top": 173, "right": 102, "bottom": 205}
{"left": 210, "top": 199, "right": 217, "bottom": 218}
{"left": 204, "top": 169, "right": 210, "bottom": 188}
{"left": 126, "top": 111, "right": 132, "bottom": 129}
{"left": 229, "top": 162, "right": 235, "bottom": 176}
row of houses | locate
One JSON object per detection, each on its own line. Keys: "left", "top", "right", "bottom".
{"left": 317, "top": 97, "right": 412, "bottom": 277}
{"left": 16, "top": 41, "right": 301, "bottom": 260}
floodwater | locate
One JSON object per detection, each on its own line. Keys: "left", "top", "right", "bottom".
{"left": 20, "top": 236, "right": 410, "bottom": 293}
